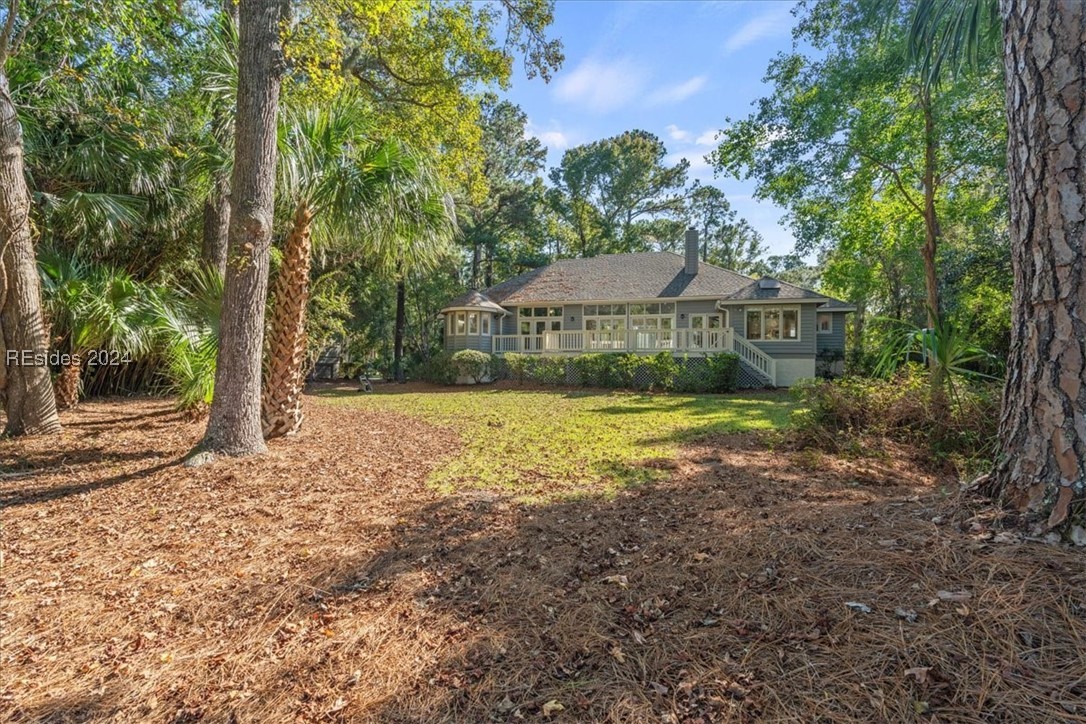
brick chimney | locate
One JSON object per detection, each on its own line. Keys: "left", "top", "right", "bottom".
{"left": 684, "top": 227, "right": 699, "bottom": 275}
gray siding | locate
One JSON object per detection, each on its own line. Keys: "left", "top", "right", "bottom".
{"left": 563, "top": 304, "right": 583, "bottom": 331}
{"left": 722, "top": 302, "right": 818, "bottom": 359}
{"left": 445, "top": 333, "right": 491, "bottom": 353}
{"left": 500, "top": 310, "right": 517, "bottom": 335}
{"left": 675, "top": 299, "right": 720, "bottom": 328}
{"left": 816, "top": 311, "right": 847, "bottom": 355}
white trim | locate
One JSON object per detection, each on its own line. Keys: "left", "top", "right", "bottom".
{"left": 440, "top": 305, "right": 509, "bottom": 315}
{"left": 717, "top": 298, "right": 827, "bottom": 307}
{"left": 506, "top": 294, "right": 735, "bottom": 306}
{"left": 817, "top": 312, "right": 833, "bottom": 335}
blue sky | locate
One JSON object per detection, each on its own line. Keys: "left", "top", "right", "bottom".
{"left": 500, "top": 0, "right": 802, "bottom": 256}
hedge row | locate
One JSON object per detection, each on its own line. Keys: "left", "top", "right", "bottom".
{"left": 500, "top": 351, "right": 742, "bottom": 393}
{"left": 411, "top": 350, "right": 743, "bottom": 392}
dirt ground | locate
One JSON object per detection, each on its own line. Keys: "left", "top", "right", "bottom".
{"left": 2, "top": 388, "right": 1084, "bottom": 722}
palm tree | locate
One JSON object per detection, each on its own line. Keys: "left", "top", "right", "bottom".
{"left": 261, "top": 95, "right": 454, "bottom": 437}
{"left": 38, "top": 250, "right": 155, "bottom": 408}
{"left": 152, "top": 265, "right": 224, "bottom": 414}
{"left": 906, "top": 0, "right": 1085, "bottom": 532}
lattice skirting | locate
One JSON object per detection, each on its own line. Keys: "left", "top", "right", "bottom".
{"left": 491, "top": 355, "right": 774, "bottom": 391}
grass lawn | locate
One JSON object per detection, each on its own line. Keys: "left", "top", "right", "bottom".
{"left": 319, "top": 385, "right": 795, "bottom": 498}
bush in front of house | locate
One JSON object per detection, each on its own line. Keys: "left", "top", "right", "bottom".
{"left": 643, "top": 351, "right": 680, "bottom": 391}
{"left": 411, "top": 351, "right": 457, "bottom": 385}
{"left": 705, "top": 352, "right": 741, "bottom": 392}
{"left": 502, "top": 351, "right": 743, "bottom": 393}
{"left": 451, "top": 349, "right": 491, "bottom": 383}
{"left": 532, "top": 356, "right": 566, "bottom": 385}
{"left": 503, "top": 353, "right": 532, "bottom": 383}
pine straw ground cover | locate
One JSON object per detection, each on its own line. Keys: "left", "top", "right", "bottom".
{"left": 0, "top": 384, "right": 1082, "bottom": 723}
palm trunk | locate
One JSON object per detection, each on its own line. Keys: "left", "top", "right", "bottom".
{"left": 199, "top": 0, "right": 286, "bottom": 457}
{"left": 54, "top": 357, "right": 81, "bottom": 409}
{"left": 988, "top": 0, "right": 1086, "bottom": 533}
{"left": 0, "top": 69, "right": 61, "bottom": 436}
{"left": 262, "top": 202, "right": 313, "bottom": 438}
{"left": 394, "top": 268, "right": 406, "bottom": 383}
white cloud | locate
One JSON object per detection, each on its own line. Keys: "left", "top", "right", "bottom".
{"left": 553, "top": 57, "right": 647, "bottom": 113}
{"left": 647, "top": 75, "right": 707, "bottom": 106}
{"left": 525, "top": 119, "right": 572, "bottom": 151}
{"left": 695, "top": 129, "right": 721, "bottom": 146}
{"left": 723, "top": 4, "right": 794, "bottom": 54}
{"left": 666, "top": 124, "right": 692, "bottom": 142}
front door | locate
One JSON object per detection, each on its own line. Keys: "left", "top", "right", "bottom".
{"left": 690, "top": 313, "right": 724, "bottom": 349}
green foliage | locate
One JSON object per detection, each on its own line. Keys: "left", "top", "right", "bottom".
{"left": 503, "top": 353, "right": 532, "bottom": 383}
{"left": 711, "top": 0, "right": 1008, "bottom": 358}
{"left": 412, "top": 351, "right": 456, "bottom": 385}
{"left": 792, "top": 367, "right": 1000, "bottom": 473}
{"left": 705, "top": 352, "right": 742, "bottom": 393}
{"left": 451, "top": 349, "right": 491, "bottom": 383}
{"left": 38, "top": 250, "right": 157, "bottom": 362}
{"left": 150, "top": 266, "right": 224, "bottom": 412}
{"left": 874, "top": 313, "right": 1003, "bottom": 393}
{"left": 643, "top": 351, "right": 680, "bottom": 391}
{"left": 532, "top": 356, "right": 567, "bottom": 385}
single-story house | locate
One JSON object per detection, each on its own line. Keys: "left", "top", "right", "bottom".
{"left": 439, "top": 229, "right": 854, "bottom": 387}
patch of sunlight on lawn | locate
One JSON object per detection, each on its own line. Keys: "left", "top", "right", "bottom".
{"left": 320, "top": 387, "right": 795, "bottom": 500}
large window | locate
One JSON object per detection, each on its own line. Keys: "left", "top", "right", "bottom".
{"left": 746, "top": 306, "right": 799, "bottom": 341}
{"left": 519, "top": 306, "right": 562, "bottom": 335}
{"left": 482, "top": 314, "right": 491, "bottom": 335}
{"left": 455, "top": 312, "right": 466, "bottom": 335}
{"left": 583, "top": 303, "right": 627, "bottom": 333}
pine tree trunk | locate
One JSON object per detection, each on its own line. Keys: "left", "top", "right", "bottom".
{"left": 201, "top": 174, "right": 230, "bottom": 277}
{"left": 0, "top": 69, "right": 61, "bottom": 437}
{"left": 394, "top": 267, "right": 406, "bottom": 383}
{"left": 262, "top": 202, "right": 313, "bottom": 438}
{"left": 989, "top": 0, "right": 1086, "bottom": 533}
{"left": 199, "top": 0, "right": 286, "bottom": 457}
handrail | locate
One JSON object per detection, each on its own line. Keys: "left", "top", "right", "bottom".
{"left": 492, "top": 327, "right": 776, "bottom": 385}
{"left": 730, "top": 334, "right": 776, "bottom": 385}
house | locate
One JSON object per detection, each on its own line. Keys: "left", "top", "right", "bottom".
{"left": 439, "top": 229, "right": 854, "bottom": 387}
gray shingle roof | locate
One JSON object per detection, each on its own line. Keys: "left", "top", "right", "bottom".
{"left": 446, "top": 251, "right": 852, "bottom": 309}
{"left": 441, "top": 289, "right": 508, "bottom": 314}
{"left": 719, "top": 277, "right": 829, "bottom": 302}
{"left": 482, "top": 252, "right": 754, "bottom": 304}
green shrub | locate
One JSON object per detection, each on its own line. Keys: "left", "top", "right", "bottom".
{"left": 533, "top": 356, "right": 566, "bottom": 385}
{"left": 705, "top": 352, "right": 741, "bottom": 392}
{"left": 451, "top": 349, "right": 491, "bottom": 383}
{"left": 615, "top": 353, "right": 642, "bottom": 388}
{"left": 412, "top": 351, "right": 456, "bottom": 385}
{"left": 571, "top": 353, "right": 610, "bottom": 387}
{"left": 644, "top": 351, "right": 680, "bottom": 391}
{"left": 791, "top": 365, "right": 1000, "bottom": 472}
{"left": 504, "top": 353, "right": 531, "bottom": 383}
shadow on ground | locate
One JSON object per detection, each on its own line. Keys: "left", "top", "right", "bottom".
{"left": 3, "top": 395, "right": 1084, "bottom": 723}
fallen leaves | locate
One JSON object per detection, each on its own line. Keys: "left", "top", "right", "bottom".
{"left": 541, "top": 699, "right": 564, "bottom": 716}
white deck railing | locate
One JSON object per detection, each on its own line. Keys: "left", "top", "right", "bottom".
{"left": 491, "top": 327, "right": 776, "bottom": 384}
